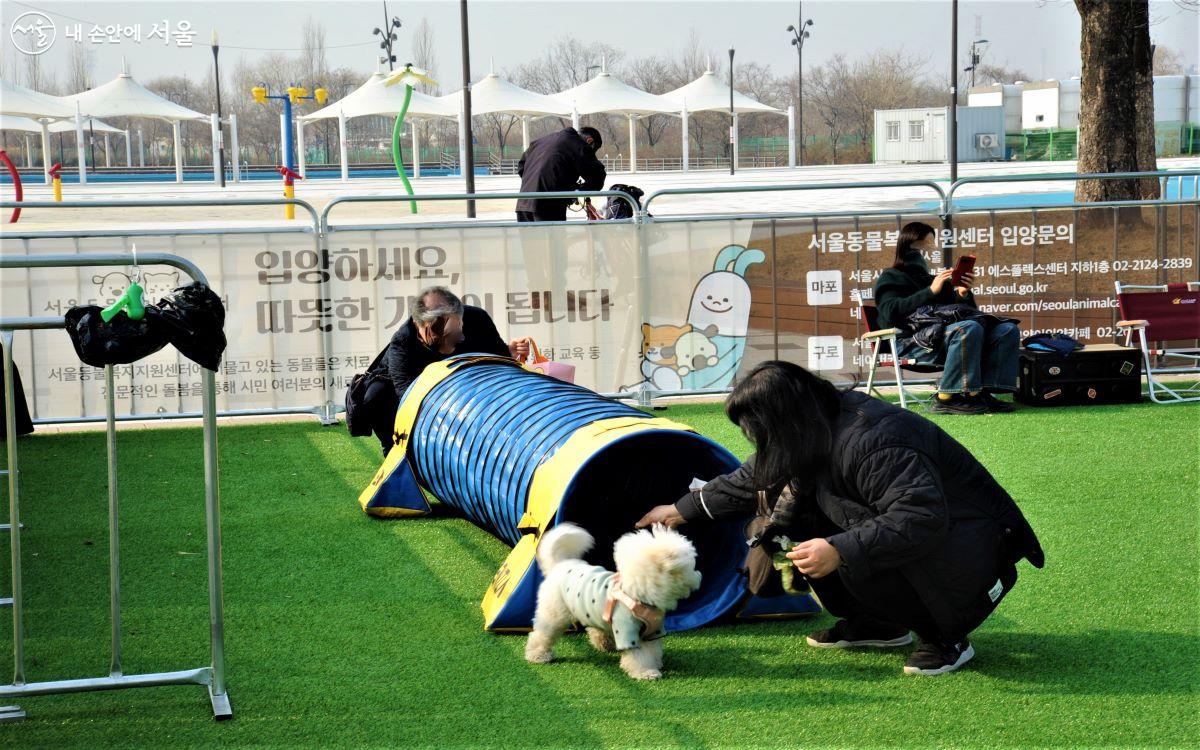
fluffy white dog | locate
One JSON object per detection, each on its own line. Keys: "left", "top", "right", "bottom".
{"left": 524, "top": 522, "right": 702, "bottom": 680}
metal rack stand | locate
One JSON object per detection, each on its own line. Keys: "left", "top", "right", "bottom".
{"left": 0, "top": 252, "right": 231, "bottom": 722}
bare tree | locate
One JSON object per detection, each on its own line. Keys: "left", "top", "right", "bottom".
{"left": 625, "top": 55, "right": 674, "bottom": 148}
{"left": 300, "top": 15, "right": 328, "bottom": 86}
{"left": 411, "top": 17, "right": 439, "bottom": 93}
{"left": 514, "top": 36, "right": 624, "bottom": 94}
{"left": 66, "top": 44, "right": 95, "bottom": 94}
{"left": 807, "top": 62, "right": 852, "bottom": 163}
{"left": 1074, "top": 0, "right": 1159, "bottom": 201}
{"left": 1151, "top": 45, "right": 1185, "bottom": 74}
{"left": 22, "top": 52, "right": 48, "bottom": 92}
{"left": 974, "top": 62, "right": 1034, "bottom": 85}
{"left": 409, "top": 17, "right": 451, "bottom": 160}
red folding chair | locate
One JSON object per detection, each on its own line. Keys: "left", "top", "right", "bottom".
{"left": 1114, "top": 280, "right": 1200, "bottom": 404}
{"left": 859, "top": 301, "right": 943, "bottom": 408}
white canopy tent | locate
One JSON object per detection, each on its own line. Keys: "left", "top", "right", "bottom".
{"left": 661, "top": 70, "right": 784, "bottom": 171}
{"left": 554, "top": 70, "right": 679, "bottom": 173}
{"left": 0, "top": 79, "right": 80, "bottom": 183}
{"left": 441, "top": 72, "right": 571, "bottom": 155}
{"left": 302, "top": 72, "right": 456, "bottom": 180}
{"left": 63, "top": 70, "right": 208, "bottom": 183}
{"left": 0, "top": 114, "right": 123, "bottom": 133}
{"left": 0, "top": 114, "right": 128, "bottom": 172}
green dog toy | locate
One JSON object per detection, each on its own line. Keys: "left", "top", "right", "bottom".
{"left": 100, "top": 281, "right": 146, "bottom": 322}
{"left": 770, "top": 535, "right": 806, "bottom": 596}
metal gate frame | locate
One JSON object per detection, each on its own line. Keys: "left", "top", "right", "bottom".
{"left": 0, "top": 252, "right": 231, "bottom": 723}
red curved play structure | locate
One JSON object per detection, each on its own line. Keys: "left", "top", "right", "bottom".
{"left": 0, "top": 149, "right": 22, "bottom": 224}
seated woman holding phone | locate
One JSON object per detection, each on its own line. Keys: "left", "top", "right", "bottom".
{"left": 873, "top": 222, "right": 1019, "bottom": 415}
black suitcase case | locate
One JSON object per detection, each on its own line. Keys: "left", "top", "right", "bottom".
{"left": 1017, "top": 344, "right": 1142, "bottom": 406}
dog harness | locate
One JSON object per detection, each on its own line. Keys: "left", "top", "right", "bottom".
{"left": 559, "top": 563, "right": 666, "bottom": 650}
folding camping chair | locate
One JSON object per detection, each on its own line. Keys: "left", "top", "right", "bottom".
{"left": 1114, "top": 280, "right": 1200, "bottom": 404}
{"left": 859, "top": 301, "right": 943, "bottom": 408}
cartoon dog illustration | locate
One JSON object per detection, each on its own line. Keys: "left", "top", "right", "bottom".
{"left": 672, "top": 327, "right": 719, "bottom": 377}
{"left": 92, "top": 272, "right": 132, "bottom": 305}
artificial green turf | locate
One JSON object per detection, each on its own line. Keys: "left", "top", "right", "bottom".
{"left": 0, "top": 400, "right": 1197, "bottom": 749}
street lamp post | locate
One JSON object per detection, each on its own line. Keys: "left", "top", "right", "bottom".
{"left": 728, "top": 47, "right": 735, "bottom": 176}
{"left": 787, "top": 5, "right": 814, "bottom": 167}
{"left": 950, "top": 0, "right": 958, "bottom": 184}
{"left": 965, "top": 38, "right": 989, "bottom": 89}
{"left": 461, "top": 0, "right": 476, "bottom": 218}
{"left": 211, "top": 30, "right": 226, "bottom": 188}
{"left": 373, "top": 3, "right": 401, "bottom": 70}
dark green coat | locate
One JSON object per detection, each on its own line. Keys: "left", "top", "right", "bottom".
{"left": 873, "top": 260, "right": 974, "bottom": 331}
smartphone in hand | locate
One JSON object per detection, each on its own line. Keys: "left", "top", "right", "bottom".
{"left": 950, "top": 254, "right": 977, "bottom": 286}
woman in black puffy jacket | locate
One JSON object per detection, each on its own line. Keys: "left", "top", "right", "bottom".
{"left": 637, "top": 361, "right": 1043, "bottom": 676}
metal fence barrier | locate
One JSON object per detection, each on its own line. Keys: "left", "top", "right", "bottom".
{"left": 0, "top": 169, "right": 1196, "bottom": 422}
{"left": 0, "top": 252, "right": 231, "bottom": 722}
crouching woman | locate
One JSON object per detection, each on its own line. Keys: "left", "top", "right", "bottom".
{"left": 637, "top": 361, "right": 1043, "bottom": 675}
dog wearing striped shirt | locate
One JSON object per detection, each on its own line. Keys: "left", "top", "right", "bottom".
{"left": 525, "top": 522, "right": 702, "bottom": 680}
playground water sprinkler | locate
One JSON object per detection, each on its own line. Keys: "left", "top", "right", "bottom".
{"left": 278, "top": 166, "right": 303, "bottom": 220}
{"left": 250, "top": 82, "right": 327, "bottom": 217}
{"left": 0, "top": 150, "right": 21, "bottom": 223}
{"left": 0, "top": 149, "right": 24, "bottom": 224}
{"left": 49, "top": 162, "right": 63, "bottom": 202}
{"left": 383, "top": 63, "right": 438, "bottom": 214}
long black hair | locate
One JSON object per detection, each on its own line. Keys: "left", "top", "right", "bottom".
{"left": 724, "top": 361, "right": 842, "bottom": 492}
{"left": 892, "top": 221, "right": 936, "bottom": 269}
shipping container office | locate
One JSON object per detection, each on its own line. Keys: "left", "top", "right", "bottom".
{"left": 873, "top": 106, "right": 1005, "bottom": 163}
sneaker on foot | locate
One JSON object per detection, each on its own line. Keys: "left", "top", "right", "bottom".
{"left": 903, "top": 638, "right": 975, "bottom": 675}
{"left": 806, "top": 619, "right": 913, "bottom": 649}
{"left": 980, "top": 392, "right": 1017, "bottom": 413}
{"left": 928, "top": 394, "right": 987, "bottom": 415}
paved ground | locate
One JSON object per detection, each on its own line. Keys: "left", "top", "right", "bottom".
{"left": 5, "top": 156, "right": 1196, "bottom": 232}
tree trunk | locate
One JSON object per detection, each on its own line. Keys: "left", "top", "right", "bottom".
{"left": 1130, "top": 0, "right": 1159, "bottom": 199}
{"left": 1074, "top": 0, "right": 1160, "bottom": 201}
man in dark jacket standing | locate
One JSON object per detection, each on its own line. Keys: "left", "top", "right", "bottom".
{"left": 636, "top": 361, "right": 1043, "bottom": 676}
{"left": 516, "top": 127, "right": 606, "bottom": 222}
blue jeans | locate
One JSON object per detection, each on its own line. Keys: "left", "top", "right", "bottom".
{"left": 897, "top": 321, "right": 1019, "bottom": 395}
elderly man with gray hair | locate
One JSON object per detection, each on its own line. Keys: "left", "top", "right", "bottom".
{"left": 368, "top": 286, "right": 532, "bottom": 454}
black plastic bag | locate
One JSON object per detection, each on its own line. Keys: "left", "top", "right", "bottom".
{"left": 152, "top": 282, "right": 227, "bottom": 372}
{"left": 64, "top": 305, "right": 169, "bottom": 367}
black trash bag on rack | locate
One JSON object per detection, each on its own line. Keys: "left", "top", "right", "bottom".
{"left": 63, "top": 305, "right": 169, "bottom": 367}
{"left": 151, "top": 282, "right": 227, "bottom": 372}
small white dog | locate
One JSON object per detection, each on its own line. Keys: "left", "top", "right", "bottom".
{"left": 525, "top": 522, "right": 702, "bottom": 680}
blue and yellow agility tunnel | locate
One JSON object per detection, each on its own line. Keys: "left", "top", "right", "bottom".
{"left": 358, "top": 354, "right": 820, "bottom": 631}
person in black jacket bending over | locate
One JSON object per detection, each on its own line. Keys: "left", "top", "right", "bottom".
{"left": 636, "top": 361, "right": 1043, "bottom": 676}
{"left": 369, "top": 286, "right": 532, "bottom": 455}
{"left": 874, "top": 221, "right": 1019, "bottom": 415}
{"left": 516, "top": 127, "right": 606, "bottom": 222}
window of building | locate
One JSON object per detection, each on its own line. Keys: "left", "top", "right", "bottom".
{"left": 886, "top": 121, "right": 900, "bottom": 142}
{"left": 909, "top": 120, "right": 925, "bottom": 141}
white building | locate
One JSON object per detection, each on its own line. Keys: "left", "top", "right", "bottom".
{"left": 966, "top": 84, "right": 1023, "bottom": 134}
{"left": 969, "top": 75, "right": 1198, "bottom": 132}
{"left": 1020, "top": 78, "right": 1081, "bottom": 131}
{"left": 874, "top": 106, "right": 1005, "bottom": 164}
{"left": 1153, "top": 75, "right": 1199, "bottom": 123}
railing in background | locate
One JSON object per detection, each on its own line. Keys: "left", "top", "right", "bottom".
{"left": 0, "top": 170, "right": 1195, "bottom": 423}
